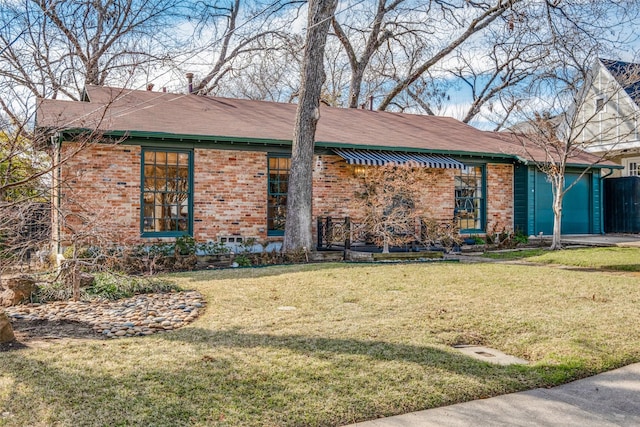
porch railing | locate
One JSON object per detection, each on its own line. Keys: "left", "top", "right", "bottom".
{"left": 316, "top": 216, "right": 459, "bottom": 252}
{"left": 317, "top": 216, "right": 352, "bottom": 250}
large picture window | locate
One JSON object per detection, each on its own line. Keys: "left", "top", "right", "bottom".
{"left": 455, "top": 165, "right": 484, "bottom": 231}
{"left": 141, "top": 149, "right": 193, "bottom": 236}
{"left": 267, "top": 155, "right": 290, "bottom": 235}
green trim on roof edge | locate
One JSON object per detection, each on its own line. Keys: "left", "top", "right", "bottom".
{"left": 57, "top": 128, "right": 620, "bottom": 169}
{"left": 91, "top": 129, "right": 293, "bottom": 146}
{"left": 566, "top": 162, "right": 623, "bottom": 169}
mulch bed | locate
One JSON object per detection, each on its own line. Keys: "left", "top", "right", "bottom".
{"left": 1, "top": 318, "right": 102, "bottom": 352}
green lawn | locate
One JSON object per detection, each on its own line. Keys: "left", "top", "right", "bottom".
{"left": 529, "top": 247, "right": 640, "bottom": 271}
{"left": 2, "top": 251, "right": 640, "bottom": 426}
{"left": 484, "top": 246, "right": 640, "bottom": 271}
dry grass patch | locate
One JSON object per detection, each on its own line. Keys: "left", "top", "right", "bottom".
{"left": 1, "top": 261, "right": 640, "bottom": 426}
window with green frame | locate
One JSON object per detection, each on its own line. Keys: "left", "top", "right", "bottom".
{"left": 141, "top": 149, "right": 193, "bottom": 236}
{"left": 267, "top": 155, "right": 290, "bottom": 235}
{"left": 455, "top": 165, "right": 485, "bottom": 231}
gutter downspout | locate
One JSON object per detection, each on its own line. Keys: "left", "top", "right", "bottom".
{"left": 599, "top": 167, "right": 615, "bottom": 235}
{"left": 52, "top": 132, "right": 62, "bottom": 256}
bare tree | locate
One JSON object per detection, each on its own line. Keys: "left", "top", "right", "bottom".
{"left": 353, "top": 163, "right": 425, "bottom": 253}
{"left": 0, "top": 85, "right": 124, "bottom": 280}
{"left": 188, "top": 0, "right": 304, "bottom": 97}
{"left": 331, "top": 0, "right": 401, "bottom": 108}
{"left": 218, "top": 34, "right": 304, "bottom": 102}
{"left": 325, "top": 0, "right": 640, "bottom": 128}
{"left": 447, "top": 26, "right": 546, "bottom": 126}
{"left": 283, "top": 0, "right": 338, "bottom": 252}
{"left": 514, "top": 59, "right": 640, "bottom": 249}
{"left": 0, "top": 0, "right": 185, "bottom": 104}
{"left": 325, "top": 0, "right": 537, "bottom": 116}
{"left": 0, "top": 0, "right": 186, "bottom": 281}
{"left": 480, "top": 0, "right": 640, "bottom": 130}
{"left": 0, "top": 110, "right": 53, "bottom": 277}
{"left": 374, "top": 0, "right": 519, "bottom": 111}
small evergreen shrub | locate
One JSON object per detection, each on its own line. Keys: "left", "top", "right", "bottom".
{"left": 175, "top": 235, "right": 197, "bottom": 256}
{"left": 472, "top": 236, "right": 486, "bottom": 245}
{"left": 513, "top": 229, "right": 529, "bottom": 245}
{"left": 86, "top": 273, "right": 180, "bottom": 300}
{"left": 197, "top": 240, "right": 231, "bottom": 256}
{"left": 34, "top": 272, "right": 181, "bottom": 302}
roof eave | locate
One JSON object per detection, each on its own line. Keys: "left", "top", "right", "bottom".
{"left": 58, "top": 128, "right": 521, "bottom": 161}
{"left": 565, "top": 162, "right": 623, "bottom": 169}
{"left": 529, "top": 160, "right": 623, "bottom": 169}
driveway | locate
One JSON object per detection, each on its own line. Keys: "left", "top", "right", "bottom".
{"left": 561, "top": 234, "right": 640, "bottom": 247}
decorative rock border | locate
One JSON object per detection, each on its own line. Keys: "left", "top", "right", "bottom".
{"left": 4, "top": 291, "right": 205, "bottom": 339}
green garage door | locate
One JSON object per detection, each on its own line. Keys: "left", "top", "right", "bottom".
{"left": 535, "top": 172, "right": 591, "bottom": 235}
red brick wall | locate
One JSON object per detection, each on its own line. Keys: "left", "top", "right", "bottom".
{"left": 312, "top": 154, "right": 357, "bottom": 218}
{"left": 311, "top": 156, "right": 514, "bottom": 237}
{"left": 312, "top": 154, "right": 459, "bottom": 222}
{"left": 55, "top": 144, "right": 514, "bottom": 248}
{"left": 192, "top": 150, "right": 267, "bottom": 241}
{"left": 57, "top": 143, "right": 141, "bottom": 247}
{"left": 486, "top": 163, "right": 514, "bottom": 233}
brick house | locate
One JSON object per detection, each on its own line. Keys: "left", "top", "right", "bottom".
{"left": 36, "top": 86, "right": 614, "bottom": 252}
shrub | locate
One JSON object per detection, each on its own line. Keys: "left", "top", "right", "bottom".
{"left": 485, "top": 225, "right": 528, "bottom": 248}
{"left": 234, "top": 254, "right": 252, "bottom": 267}
{"left": 62, "top": 245, "right": 103, "bottom": 260}
{"left": 472, "top": 235, "right": 486, "bottom": 245}
{"left": 420, "top": 218, "right": 463, "bottom": 252}
{"left": 513, "top": 229, "right": 529, "bottom": 245}
{"left": 197, "top": 240, "right": 231, "bottom": 256}
{"left": 33, "top": 280, "right": 72, "bottom": 302}
{"left": 34, "top": 272, "right": 181, "bottom": 302}
{"left": 175, "top": 235, "right": 197, "bottom": 256}
{"left": 86, "top": 273, "right": 180, "bottom": 300}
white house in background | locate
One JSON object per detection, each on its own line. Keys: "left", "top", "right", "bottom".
{"left": 575, "top": 58, "right": 640, "bottom": 177}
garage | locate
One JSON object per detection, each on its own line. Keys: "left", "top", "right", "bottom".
{"left": 514, "top": 165, "right": 603, "bottom": 236}
{"left": 533, "top": 171, "right": 591, "bottom": 235}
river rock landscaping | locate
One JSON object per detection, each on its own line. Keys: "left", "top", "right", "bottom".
{"left": 4, "top": 290, "right": 205, "bottom": 339}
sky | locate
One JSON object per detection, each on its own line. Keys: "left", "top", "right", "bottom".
{"left": 3, "top": 0, "right": 640, "bottom": 132}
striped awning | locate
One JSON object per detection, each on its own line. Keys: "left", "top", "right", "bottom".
{"left": 332, "top": 148, "right": 465, "bottom": 169}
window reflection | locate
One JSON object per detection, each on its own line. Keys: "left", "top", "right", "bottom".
{"left": 267, "top": 156, "right": 290, "bottom": 233}
{"left": 455, "top": 165, "right": 483, "bottom": 231}
{"left": 142, "top": 149, "right": 191, "bottom": 234}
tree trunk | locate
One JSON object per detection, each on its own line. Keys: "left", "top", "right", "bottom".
{"left": 348, "top": 64, "right": 365, "bottom": 108}
{"left": 283, "top": 0, "right": 338, "bottom": 252}
{"left": 550, "top": 177, "right": 564, "bottom": 250}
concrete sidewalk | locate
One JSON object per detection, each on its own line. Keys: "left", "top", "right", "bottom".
{"left": 345, "top": 363, "right": 640, "bottom": 426}
{"left": 561, "top": 234, "right": 640, "bottom": 247}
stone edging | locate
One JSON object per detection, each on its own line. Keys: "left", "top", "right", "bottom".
{"left": 4, "top": 291, "right": 205, "bottom": 339}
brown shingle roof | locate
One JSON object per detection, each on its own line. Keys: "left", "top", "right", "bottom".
{"left": 36, "top": 85, "right": 615, "bottom": 167}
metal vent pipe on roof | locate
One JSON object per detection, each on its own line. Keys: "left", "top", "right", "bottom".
{"left": 186, "top": 73, "right": 194, "bottom": 94}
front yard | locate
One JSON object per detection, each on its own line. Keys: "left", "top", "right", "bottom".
{"left": 1, "top": 248, "right": 640, "bottom": 426}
